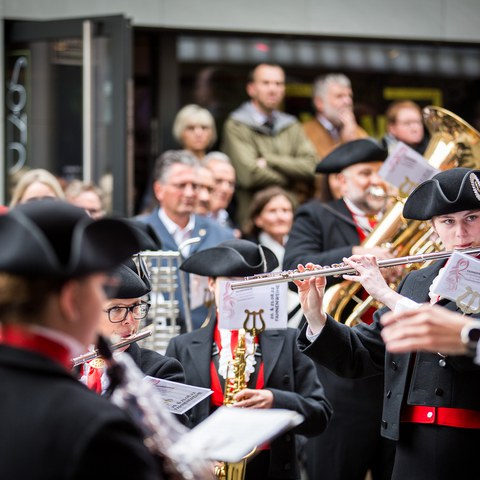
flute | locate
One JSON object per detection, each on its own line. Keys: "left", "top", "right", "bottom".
{"left": 72, "top": 330, "right": 151, "bottom": 367}
{"left": 230, "top": 247, "right": 480, "bottom": 290}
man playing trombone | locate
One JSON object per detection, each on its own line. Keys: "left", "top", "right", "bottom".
{"left": 296, "top": 167, "right": 480, "bottom": 480}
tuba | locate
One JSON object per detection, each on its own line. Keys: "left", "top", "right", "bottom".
{"left": 323, "top": 106, "right": 480, "bottom": 327}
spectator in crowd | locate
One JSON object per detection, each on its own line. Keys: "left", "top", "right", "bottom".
{"left": 303, "top": 73, "right": 368, "bottom": 201}
{"left": 65, "top": 180, "right": 106, "bottom": 219}
{"left": 0, "top": 200, "right": 168, "bottom": 479}
{"left": 243, "top": 186, "right": 303, "bottom": 327}
{"left": 202, "top": 151, "right": 239, "bottom": 234}
{"left": 221, "top": 63, "right": 318, "bottom": 226}
{"left": 166, "top": 239, "right": 332, "bottom": 480}
{"left": 172, "top": 104, "right": 217, "bottom": 161}
{"left": 10, "top": 168, "right": 65, "bottom": 206}
{"left": 195, "top": 165, "right": 215, "bottom": 216}
{"left": 283, "top": 139, "right": 396, "bottom": 480}
{"left": 137, "top": 150, "right": 234, "bottom": 330}
{"left": 381, "top": 100, "right": 429, "bottom": 155}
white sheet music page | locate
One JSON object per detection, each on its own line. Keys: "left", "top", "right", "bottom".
{"left": 217, "top": 280, "right": 288, "bottom": 330}
{"left": 144, "top": 377, "right": 212, "bottom": 415}
{"left": 378, "top": 141, "right": 438, "bottom": 196}
{"left": 170, "top": 407, "right": 304, "bottom": 462}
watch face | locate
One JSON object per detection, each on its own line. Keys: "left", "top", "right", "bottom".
{"left": 469, "top": 327, "right": 480, "bottom": 343}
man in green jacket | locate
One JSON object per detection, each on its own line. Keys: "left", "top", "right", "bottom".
{"left": 221, "top": 63, "right": 318, "bottom": 227}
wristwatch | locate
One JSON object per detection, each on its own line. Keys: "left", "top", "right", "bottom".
{"left": 460, "top": 322, "right": 480, "bottom": 356}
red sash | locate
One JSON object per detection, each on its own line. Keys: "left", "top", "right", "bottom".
{"left": 210, "top": 323, "right": 263, "bottom": 406}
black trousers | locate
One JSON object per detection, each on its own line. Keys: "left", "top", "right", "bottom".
{"left": 393, "top": 423, "right": 480, "bottom": 480}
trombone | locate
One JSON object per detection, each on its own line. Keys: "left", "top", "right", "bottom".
{"left": 230, "top": 247, "right": 480, "bottom": 290}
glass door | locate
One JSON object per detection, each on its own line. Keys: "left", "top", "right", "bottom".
{"left": 4, "top": 15, "right": 133, "bottom": 215}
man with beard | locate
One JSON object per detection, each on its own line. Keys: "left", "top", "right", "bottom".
{"left": 303, "top": 73, "right": 368, "bottom": 201}
{"left": 283, "top": 138, "right": 397, "bottom": 480}
{"left": 221, "top": 63, "right": 318, "bottom": 227}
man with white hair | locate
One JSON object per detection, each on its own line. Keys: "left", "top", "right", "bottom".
{"left": 303, "top": 73, "right": 367, "bottom": 200}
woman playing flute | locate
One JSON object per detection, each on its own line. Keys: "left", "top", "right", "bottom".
{"left": 296, "top": 167, "right": 480, "bottom": 480}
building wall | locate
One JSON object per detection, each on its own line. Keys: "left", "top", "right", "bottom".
{"left": 2, "top": 0, "right": 479, "bottom": 43}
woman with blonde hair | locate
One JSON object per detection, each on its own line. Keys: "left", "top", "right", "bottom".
{"left": 172, "top": 104, "right": 217, "bottom": 160}
{"left": 10, "top": 168, "right": 65, "bottom": 207}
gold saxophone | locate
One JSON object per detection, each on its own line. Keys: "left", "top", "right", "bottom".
{"left": 215, "top": 329, "right": 256, "bottom": 480}
{"left": 323, "top": 106, "right": 480, "bottom": 327}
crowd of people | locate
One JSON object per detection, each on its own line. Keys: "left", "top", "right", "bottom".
{"left": 2, "top": 62, "right": 479, "bottom": 480}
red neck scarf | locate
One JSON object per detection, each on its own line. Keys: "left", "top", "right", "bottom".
{"left": 0, "top": 324, "right": 72, "bottom": 370}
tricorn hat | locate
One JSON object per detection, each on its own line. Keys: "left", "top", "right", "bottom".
{"left": 126, "top": 220, "right": 163, "bottom": 251}
{"left": 0, "top": 200, "right": 142, "bottom": 279}
{"left": 403, "top": 168, "right": 480, "bottom": 220}
{"left": 315, "top": 138, "right": 388, "bottom": 174}
{"left": 180, "top": 239, "right": 278, "bottom": 277}
{"left": 112, "top": 256, "right": 151, "bottom": 299}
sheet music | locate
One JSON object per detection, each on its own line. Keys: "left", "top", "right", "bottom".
{"left": 170, "top": 407, "right": 304, "bottom": 462}
{"left": 144, "top": 377, "right": 212, "bottom": 415}
{"left": 218, "top": 279, "right": 288, "bottom": 330}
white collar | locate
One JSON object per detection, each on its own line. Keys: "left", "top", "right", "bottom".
{"left": 158, "top": 208, "right": 195, "bottom": 236}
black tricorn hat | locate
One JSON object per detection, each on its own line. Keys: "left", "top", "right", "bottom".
{"left": 113, "top": 256, "right": 151, "bottom": 299}
{"left": 315, "top": 138, "right": 388, "bottom": 174}
{"left": 126, "top": 220, "right": 163, "bottom": 251}
{"left": 180, "top": 239, "right": 279, "bottom": 277}
{"left": 403, "top": 168, "right": 480, "bottom": 220}
{"left": 0, "top": 200, "right": 142, "bottom": 279}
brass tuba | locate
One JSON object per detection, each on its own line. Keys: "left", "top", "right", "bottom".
{"left": 323, "top": 106, "right": 480, "bottom": 327}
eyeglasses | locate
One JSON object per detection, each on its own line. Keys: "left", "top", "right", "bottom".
{"left": 168, "top": 182, "right": 200, "bottom": 191}
{"left": 104, "top": 302, "right": 151, "bottom": 323}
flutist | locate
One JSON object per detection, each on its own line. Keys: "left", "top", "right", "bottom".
{"left": 80, "top": 256, "right": 185, "bottom": 395}
{"left": 284, "top": 138, "right": 396, "bottom": 480}
{"left": 296, "top": 168, "right": 480, "bottom": 480}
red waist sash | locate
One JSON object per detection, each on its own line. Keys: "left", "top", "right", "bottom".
{"left": 401, "top": 405, "right": 480, "bottom": 429}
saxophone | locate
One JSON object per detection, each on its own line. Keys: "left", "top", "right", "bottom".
{"left": 215, "top": 329, "right": 256, "bottom": 480}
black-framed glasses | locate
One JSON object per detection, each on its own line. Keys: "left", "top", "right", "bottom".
{"left": 104, "top": 302, "right": 151, "bottom": 323}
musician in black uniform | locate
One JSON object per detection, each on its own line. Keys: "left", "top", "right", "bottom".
{"left": 297, "top": 168, "right": 480, "bottom": 480}
{"left": 0, "top": 200, "right": 167, "bottom": 480}
{"left": 166, "top": 239, "right": 332, "bottom": 480}
{"left": 83, "top": 256, "right": 185, "bottom": 394}
{"left": 283, "top": 138, "right": 396, "bottom": 480}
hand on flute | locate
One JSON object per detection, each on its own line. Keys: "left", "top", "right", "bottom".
{"left": 293, "top": 263, "right": 327, "bottom": 335}
{"left": 381, "top": 304, "right": 471, "bottom": 355}
{"left": 342, "top": 254, "right": 404, "bottom": 311}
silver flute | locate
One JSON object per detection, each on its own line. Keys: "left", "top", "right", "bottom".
{"left": 230, "top": 247, "right": 480, "bottom": 290}
{"left": 72, "top": 330, "right": 151, "bottom": 367}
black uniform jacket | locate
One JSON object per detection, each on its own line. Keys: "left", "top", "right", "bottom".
{"left": 283, "top": 198, "right": 359, "bottom": 278}
{"left": 298, "top": 260, "right": 480, "bottom": 441}
{"left": 166, "top": 319, "right": 332, "bottom": 479}
{"left": 0, "top": 345, "right": 164, "bottom": 480}
{"left": 127, "top": 342, "right": 185, "bottom": 383}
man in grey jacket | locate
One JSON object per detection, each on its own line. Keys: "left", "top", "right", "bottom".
{"left": 221, "top": 63, "right": 318, "bottom": 227}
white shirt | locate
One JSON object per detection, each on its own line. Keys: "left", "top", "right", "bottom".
{"left": 158, "top": 208, "right": 195, "bottom": 256}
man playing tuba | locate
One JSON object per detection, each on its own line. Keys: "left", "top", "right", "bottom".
{"left": 283, "top": 138, "right": 397, "bottom": 480}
